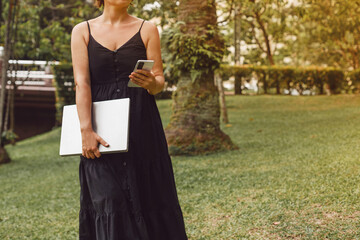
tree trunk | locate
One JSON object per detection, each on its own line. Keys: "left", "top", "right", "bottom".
{"left": 275, "top": 78, "right": 280, "bottom": 94}
{"left": 4, "top": 79, "right": 11, "bottom": 133}
{"left": 215, "top": 74, "right": 229, "bottom": 124}
{"left": 0, "top": 0, "right": 15, "bottom": 164}
{"left": 234, "top": 75, "right": 242, "bottom": 95}
{"left": 0, "top": 0, "right": 3, "bottom": 24}
{"left": 164, "top": 0, "right": 238, "bottom": 155}
{"left": 253, "top": 6, "right": 275, "bottom": 66}
{"left": 9, "top": 1, "right": 19, "bottom": 145}
{"left": 234, "top": 4, "right": 242, "bottom": 95}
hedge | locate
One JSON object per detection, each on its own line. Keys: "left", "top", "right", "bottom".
{"left": 52, "top": 63, "right": 360, "bottom": 120}
{"left": 217, "top": 65, "right": 347, "bottom": 95}
{"left": 348, "top": 69, "right": 360, "bottom": 93}
{"left": 52, "top": 63, "right": 75, "bottom": 126}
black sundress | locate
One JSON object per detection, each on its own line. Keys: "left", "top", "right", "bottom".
{"left": 78, "top": 19, "right": 188, "bottom": 240}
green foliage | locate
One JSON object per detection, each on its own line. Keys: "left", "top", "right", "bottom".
{"left": 1, "top": 130, "right": 19, "bottom": 145}
{"left": 293, "top": 0, "right": 360, "bottom": 69}
{"left": 128, "top": 0, "right": 178, "bottom": 28}
{"left": 348, "top": 69, "right": 360, "bottom": 93}
{"left": 217, "top": 0, "right": 360, "bottom": 69}
{"left": 218, "top": 0, "right": 295, "bottom": 65}
{"left": 161, "top": 62, "right": 180, "bottom": 87}
{"left": 0, "top": 0, "right": 180, "bottom": 62}
{"left": 218, "top": 65, "right": 345, "bottom": 95}
{"left": 161, "top": 22, "right": 225, "bottom": 83}
{"left": 0, "top": 0, "right": 99, "bottom": 62}
{"left": 52, "top": 63, "right": 75, "bottom": 126}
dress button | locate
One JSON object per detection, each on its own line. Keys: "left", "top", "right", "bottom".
{"left": 113, "top": 49, "right": 117, "bottom": 53}
{"left": 123, "top": 161, "right": 127, "bottom": 166}
{"left": 116, "top": 89, "right": 120, "bottom": 93}
{"left": 116, "top": 68, "right": 120, "bottom": 72}
{"left": 114, "top": 59, "right": 118, "bottom": 63}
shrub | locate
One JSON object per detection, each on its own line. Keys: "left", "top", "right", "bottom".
{"left": 218, "top": 65, "right": 345, "bottom": 95}
{"left": 52, "top": 63, "right": 75, "bottom": 126}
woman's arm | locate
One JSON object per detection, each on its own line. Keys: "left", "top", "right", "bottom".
{"left": 129, "top": 21, "right": 165, "bottom": 95}
{"left": 71, "top": 21, "right": 109, "bottom": 159}
{"left": 71, "top": 22, "right": 93, "bottom": 131}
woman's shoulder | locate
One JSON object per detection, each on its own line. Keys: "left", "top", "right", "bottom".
{"left": 71, "top": 20, "right": 93, "bottom": 47}
{"left": 138, "top": 18, "right": 159, "bottom": 46}
{"left": 71, "top": 20, "right": 92, "bottom": 39}
{"left": 72, "top": 16, "right": 100, "bottom": 32}
{"left": 72, "top": 21, "right": 87, "bottom": 33}
{"left": 140, "top": 19, "right": 157, "bottom": 32}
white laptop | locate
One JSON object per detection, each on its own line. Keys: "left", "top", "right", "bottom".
{"left": 59, "top": 98, "right": 130, "bottom": 156}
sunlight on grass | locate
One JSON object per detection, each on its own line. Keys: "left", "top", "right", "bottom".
{"left": 1, "top": 95, "right": 360, "bottom": 239}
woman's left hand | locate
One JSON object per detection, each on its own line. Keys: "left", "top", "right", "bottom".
{"left": 129, "top": 69, "right": 156, "bottom": 94}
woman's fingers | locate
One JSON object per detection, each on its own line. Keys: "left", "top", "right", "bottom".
{"left": 82, "top": 145, "right": 99, "bottom": 159}
{"left": 83, "top": 149, "right": 99, "bottom": 159}
{"left": 136, "top": 69, "right": 151, "bottom": 77}
{"left": 94, "top": 149, "right": 101, "bottom": 158}
{"left": 97, "top": 135, "right": 109, "bottom": 148}
{"left": 88, "top": 151, "right": 96, "bottom": 159}
{"left": 82, "top": 146, "right": 90, "bottom": 159}
{"left": 130, "top": 71, "right": 154, "bottom": 86}
{"left": 81, "top": 130, "right": 104, "bottom": 159}
{"left": 131, "top": 73, "right": 146, "bottom": 82}
{"left": 130, "top": 71, "right": 152, "bottom": 82}
{"left": 130, "top": 75, "right": 145, "bottom": 86}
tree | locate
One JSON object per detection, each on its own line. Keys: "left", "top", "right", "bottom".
{"left": 0, "top": 0, "right": 99, "bottom": 62}
{"left": 239, "top": 0, "right": 295, "bottom": 66}
{"left": 297, "top": 0, "right": 360, "bottom": 70}
{"left": 163, "top": 0, "right": 238, "bottom": 155}
{"left": 3, "top": 0, "right": 20, "bottom": 146}
{"left": 129, "top": 0, "right": 178, "bottom": 28}
{"left": 0, "top": 0, "right": 18, "bottom": 164}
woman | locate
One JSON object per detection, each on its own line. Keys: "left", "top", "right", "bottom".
{"left": 70, "top": 0, "right": 188, "bottom": 239}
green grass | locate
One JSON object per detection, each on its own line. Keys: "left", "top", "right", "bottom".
{"left": 2, "top": 95, "right": 360, "bottom": 239}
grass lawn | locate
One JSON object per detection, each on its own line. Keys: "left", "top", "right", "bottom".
{"left": 1, "top": 95, "right": 360, "bottom": 239}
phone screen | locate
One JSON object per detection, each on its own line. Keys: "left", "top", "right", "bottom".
{"left": 137, "top": 62, "right": 144, "bottom": 70}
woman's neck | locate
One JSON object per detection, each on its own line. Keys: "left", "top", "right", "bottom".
{"left": 101, "top": 4, "right": 131, "bottom": 25}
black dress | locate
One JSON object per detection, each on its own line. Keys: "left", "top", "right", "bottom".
{"left": 78, "top": 19, "right": 188, "bottom": 240}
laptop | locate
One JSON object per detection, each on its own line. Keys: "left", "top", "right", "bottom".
{"left": 59, "top": 98, "right": 130, "bottom": 156}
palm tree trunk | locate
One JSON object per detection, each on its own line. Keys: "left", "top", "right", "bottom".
{"left": 164, "top": 0, "right": 238, "bottom": 155}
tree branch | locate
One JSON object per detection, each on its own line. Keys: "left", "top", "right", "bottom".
{"left": 218, "top": 0, "right": 235, "bottom": 24}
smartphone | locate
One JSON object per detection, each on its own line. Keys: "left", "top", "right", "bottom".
{"left": 128, "top": 60, "right": 155, "bottom": 87}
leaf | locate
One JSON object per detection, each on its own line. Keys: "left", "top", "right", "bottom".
{"left": 190, "top": 70, "right": 202, "bottom": 83}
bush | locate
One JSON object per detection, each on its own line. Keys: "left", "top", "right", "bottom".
{"left": 52, "top": 63, "right": 75, "bottom": 126}
{"left": 348, "top": 69, "right": 360, "bottom": 93}
{"left": 217, "top": 65, "right": 345, "bottom": 95}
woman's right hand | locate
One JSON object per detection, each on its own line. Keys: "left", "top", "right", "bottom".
{"left": 81, "top": 128, "right": 109, "bottom": 159}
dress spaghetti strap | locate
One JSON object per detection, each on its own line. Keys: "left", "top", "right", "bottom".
{"left": 86, "top": 20, "right": 91, "bottom": 36}
{"left": 139, "top": 19, "right": 145, "bottom": 32}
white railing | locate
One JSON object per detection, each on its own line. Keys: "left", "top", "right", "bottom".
{"left": 4, "top": 59, "right": 60, "bottom": 88}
